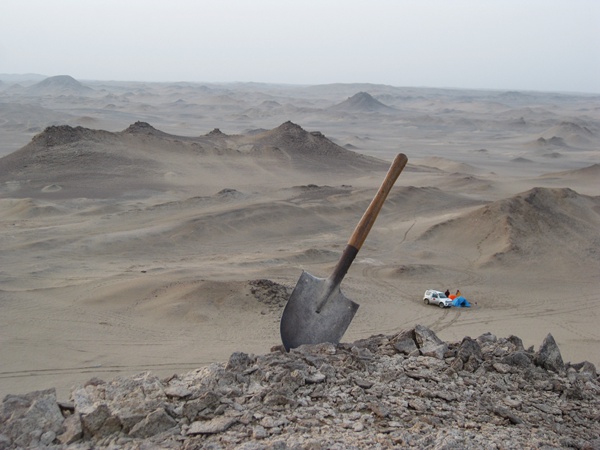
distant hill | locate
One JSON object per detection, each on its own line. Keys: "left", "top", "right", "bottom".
{"left": 0, "top": 121, "right": 389, "bottom": 198}
{"left": 328, "top": 92, "right": 396, "bottom": 113}
{"left": 25, "top": 75, "right": 94, "bottom": 96}
{"left": 536, "top": 121, "right": 595, "bottom": 147}
{"left": 539, "top": 163, "right": 600, "bottom": 181}
{"left": 418, "top": 187, "right": 600, "bottom": 268}
{"left": 241, "top": 121, "right": 387, "bottom": 171}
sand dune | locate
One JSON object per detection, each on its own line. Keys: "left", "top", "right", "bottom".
{"left": 418, "top": 187, "right": 600, "bottom": 268}
{"left": 414, "top": 156, "right": 483, "bottom": 174}
{"left": 0, "top": 78, "right": 599, "bottom": 400}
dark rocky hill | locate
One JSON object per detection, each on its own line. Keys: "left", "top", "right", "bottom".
{"left": 1, "top": 325, "right": 598, "bottom": 448}
{"left": 245, "top": 121, "right": 387, "bottom": 171}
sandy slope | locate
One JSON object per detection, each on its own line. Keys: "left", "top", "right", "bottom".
{"left": 0, "top": 79, "right": 599, "bottom": 400}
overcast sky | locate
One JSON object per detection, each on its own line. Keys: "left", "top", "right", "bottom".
{"left": 1, "top": 0, "right": 599, "bottom": 93}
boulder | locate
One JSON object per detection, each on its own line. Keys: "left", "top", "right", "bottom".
{"left": 535, "top": 333, "right": 565, "bottom": 373}
{"left": 0, "top": 389, "right": 64, "bottom": 448}
{"left": 128, "top": 408, "right": 177, "bottom": 438}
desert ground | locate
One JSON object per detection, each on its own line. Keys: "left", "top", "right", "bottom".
{"left": 0, "top": 75, "right": 599, "bottom": 401}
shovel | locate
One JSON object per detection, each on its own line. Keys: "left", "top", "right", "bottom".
{"left": 280, "top": 153, "right": 408, "bottom": 351}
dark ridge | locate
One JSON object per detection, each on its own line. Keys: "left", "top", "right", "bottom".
{"left": 122, "top": 121, "right": 163, "bottom": 135}
{"left": 536, "top": 136, "right": 567, "bottom": 147}
{"left": 557, "top": 121, "right": 594, "bottom": 135}
{"left": 31, "top": 125, "right": 105, "bottom": 147}
{"left": 206, "top": 128, "right": 227, "bottom": 137}
{"left": 275, "top": 120, "right": 306, "bottom": 134}
{"left": 511, "top": 157, "right": 533, "bottom": 163}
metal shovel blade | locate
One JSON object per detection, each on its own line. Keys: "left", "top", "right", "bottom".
{"left": 280, "top": 270, "right": 359, "bottom": 351}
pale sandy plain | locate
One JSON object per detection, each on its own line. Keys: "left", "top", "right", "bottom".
{"left": 0, "top": 75, "right": 599, "bottom": 401}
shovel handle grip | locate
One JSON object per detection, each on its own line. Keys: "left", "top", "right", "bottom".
{"left": 328, "top": 153, "right": 408, "bottom": 287}
{"left": 349, "top": 153, "right": 408, "bottom": 250}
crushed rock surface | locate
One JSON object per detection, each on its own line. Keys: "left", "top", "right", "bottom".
{"left": 1, "top": 325, "right": 599, "bottom": 449}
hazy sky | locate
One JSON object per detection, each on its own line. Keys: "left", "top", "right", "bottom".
{"left": 1, "top": 0, "right": 599, "bottom": 93}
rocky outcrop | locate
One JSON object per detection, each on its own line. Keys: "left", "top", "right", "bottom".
{"left": 1, "top": 326, "right": 598, "bottom": 449}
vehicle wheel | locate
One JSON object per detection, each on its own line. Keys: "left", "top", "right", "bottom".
{"left": 424, "top": 299, "right": 429, "bottom": 305}
{"left": 438, "top": 302, "right": 445, "bottom": 308}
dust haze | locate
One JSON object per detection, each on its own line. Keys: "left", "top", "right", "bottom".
{"left": 0, "top": 75, "right": 599, "bottom": 399}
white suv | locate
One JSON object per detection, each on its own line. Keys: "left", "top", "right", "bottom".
{"left": 423, "top": 290, "right": 452, "bottom": 308}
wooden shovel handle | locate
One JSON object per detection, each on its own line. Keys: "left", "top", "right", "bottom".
{"left": 328, "top": 153, "right": 408, "bottom": 287}
{"left": 348, "top": 153, "right": 408, "bottom": 250}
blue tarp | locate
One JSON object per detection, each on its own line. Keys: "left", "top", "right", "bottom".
{"left": 451, "top": 296, "right": 471, "bottom": 307}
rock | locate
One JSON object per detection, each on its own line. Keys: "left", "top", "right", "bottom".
{"left": 502, "top": 350, "right": 533, "bottom": 368}
{"left": 493, "top": 362, "right": 512, "bottom": 374}
{"left": 535, "top": 333, "right": 565, "bottom": 373}
{"left": 57, "top": 413, "right": 83, "bottom": 445}
{"left": 0, "top": 434, "right": 11, "bottom": 449}
{"left": 80, "top": 403, "right": 122, "bottom": 438}
{"left": 579, "top": 361, "right": 597, "bottom": 378}
{"left": 477, "top": 332, "right": 497, "bottom": 344}
{"left": 354, "top": 378, "right": 374, "bottom": 389}
{"left": 393, "top": 336, "right": 418, "bottom": 355}
{"left": 164, "top": 385, "right": 192, "bottom": 399}
{"left": 507, "top": 335, "right": 526, "bottom": 351}
{"left": 305, "top": 372, "right": 326, "bottom": 384}
{"left": 455, "top": 336, "right": 483, "bottom": 371}
{"left": 408, "top": 398, "right": 427, "bottom": 412}
{"left": 456, "top": 336, "right": 483, "bottom": 362}
{"left": 252, "top": 425, "right": 267, "bottom": 439}
{"left": 84, "top": 377, "right": 106, "bottom": 387}
{"left": 187, "top": 416, "right": 238, "bottom": 435}
{"left": 419, "top": 342, "right": 448, "bottom": 359}
{"left": 533, "top": 403, "right": 562, "bottom": 416}
{"left": 40, "top": 430, "right": 56, "bottom": 446}
{"left": 128, "top": 407, "right": 177, "bottom": 438}
{"left": 263, "top": 389, "right": 296, "bottom": 406}
{"left": 491, "top": 406, "right": 524, "bottom": 425}
{"left": 414, "top": 324, "right": 443, "bottom": 348}
{"left": 182, "top": 391, "right": 220, "bottom": 421}
{"left": 226, "top": 351, "right": 255, "bottom": 371}
{"left": 0, "top": 389, "right": 64, "bottom": 448}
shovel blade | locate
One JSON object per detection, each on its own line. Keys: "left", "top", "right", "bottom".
{"left": 280, "top": 271, "right": 359, "bottom": 351}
